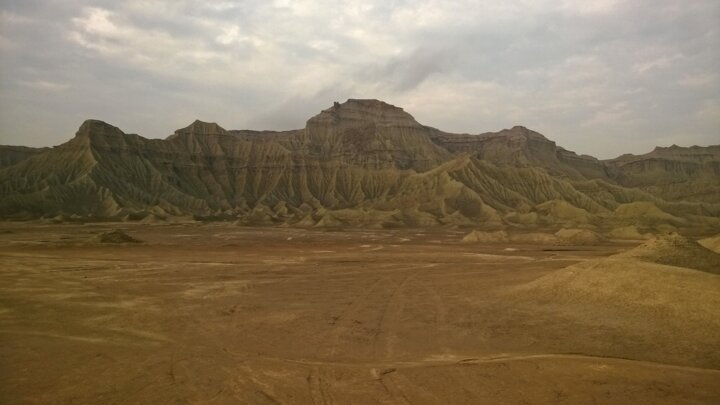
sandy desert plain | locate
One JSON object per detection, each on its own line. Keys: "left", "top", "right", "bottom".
{"left": 0, "top": 222, "right": 719, "bottom": 404}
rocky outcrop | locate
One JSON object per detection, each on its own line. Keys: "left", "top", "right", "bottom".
{"left": 303, "top": 99, "right": 452, "bottom": 171}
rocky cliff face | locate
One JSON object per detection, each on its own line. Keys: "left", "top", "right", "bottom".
{"left": 429, "top": 126, "right": 611, "bottom": 180}
{"left": 303, "top": 99, "right": 452, "bottom": 171}
{"left": 1, "top": 99, "right": 718, "bottom": 229}
{"left": 607, "top": 145, "right": 720, "bottom": 203}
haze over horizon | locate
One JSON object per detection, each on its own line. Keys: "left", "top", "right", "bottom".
{"left": 0, "top": 0, "right": 718, "bottom": 159}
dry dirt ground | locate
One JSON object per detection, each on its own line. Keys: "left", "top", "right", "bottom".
{"left": 0, "top": 223, "right": 718, "bottom": 404}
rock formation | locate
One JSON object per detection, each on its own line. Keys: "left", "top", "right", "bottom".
{"left": 607, "top": 145, "right": 720, "bottom": 203}
{"left": 1, "top": 99, "right": 718, "bottom": 230}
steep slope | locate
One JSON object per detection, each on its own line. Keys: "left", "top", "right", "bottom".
{"left": 0, "top": 120, "right": 118, "bottom": 218}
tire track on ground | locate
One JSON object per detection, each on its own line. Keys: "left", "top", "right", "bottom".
{"left": 273, "top": 353, "right": 720, "bottom": 373}
{"left": 375, "top": 272, "right": 417, "bottom": 359}
{"left": 412, "top": 274, "right": 449, "bottom": 353}
{"left": 375, "top": 264, "right": 440, "bottom": 359}
{"left": 327, "top": 275, "right": 393, "bottom": 357}
{"left": 326, "top": 265, "right": 423, "bottom": 357}
{"left": 307, "top": 368, "right": 336, "bottom": 405}
{"left": 374, "top": 368, "right": 413, "bottom": 405}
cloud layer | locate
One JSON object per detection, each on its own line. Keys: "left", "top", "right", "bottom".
{"left": 1, "top": 0, "right": 718, "bottom": 158}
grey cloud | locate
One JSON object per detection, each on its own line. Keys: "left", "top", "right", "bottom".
{"left": 0, "top": 0, "right": 718, "bottom": 159}
{"left": 245, "top": 84, "right": 357, "bottom": 130}
{"left": 363, "top": 46, "right": 455, "bottom": 91}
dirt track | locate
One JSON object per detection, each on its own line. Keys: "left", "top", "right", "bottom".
{"left": 1, "top": 223, "right": 718, "bottom": 404}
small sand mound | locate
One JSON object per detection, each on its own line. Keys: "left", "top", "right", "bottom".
{"left": 462, "top": 230, "right": 509, "bottom": 243}
{"left": 98, "top": 230, "right": 142, "bottom": 244}
{"left": 554, "top": 228, "right": 605, "bottom": 245}
{"left": 504, "top": 212, "right": 539, "bottom": 225}
{"left": 511, "top": 254, "right": 720, "bottom": 368}
{"left": 508, "top": 232, "right": 559, "bottom": 244}
{"left": 314, "top": 213, "right": 346, "bottom": 227}
{"left": 606, "top": 225, "right": 651, "bottom": 240}
{"left": 514, "top": 259, "right": 720, "bottom": 336}
{"left": 293, "top": 214, "right": 317, "bottom": 227}
{"left": 699, "top": 234, "right": 720, "bottom": 254}
{"left": 535, "top": 200, "right": 594, "bottom": 224}
{"left": 140, "top": 214, "right": 166, "bottom": 224}
{"left": 615, "top": 233, "right": 720, "bottom": 274}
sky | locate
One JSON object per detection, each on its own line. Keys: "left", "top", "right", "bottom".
{"left": 0, "top": 0, "right": 718, "bottom": 158}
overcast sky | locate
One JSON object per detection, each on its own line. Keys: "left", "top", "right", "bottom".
{"left": 0, "top": 0, "right": 718, "bottom": 158}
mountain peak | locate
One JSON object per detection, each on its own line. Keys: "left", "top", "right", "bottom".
{"left": 500, "top": 125, "right": 549, "bottom": 140}
{"left": 175, "top": 120, "right": 227, "bottom": 136}
{"left": 75, "top": 119, "right": 124, "bottom": 139}
{"left": 307, "top": 99, "right": 421, "bottom": 128}
{"left": 344, "top": 98, "right": 402, "bottom": 109}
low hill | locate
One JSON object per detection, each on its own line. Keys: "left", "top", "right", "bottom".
{"left": 513, "top": 242, "right": 720, "bottom": 367}
{"left": 613, "top": 233, "right": 720, "bottom": 274}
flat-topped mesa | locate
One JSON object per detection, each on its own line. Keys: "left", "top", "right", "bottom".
{"left": 648, "top": 144, "right": 720, "bottom": 162}
{"left": 174, "top": 120, "right": 227, "bottom": 136}
{"left": 610, "top": 144, "right": 720, "bottom": 164}
{"left": 302, "top": 99, "right": 451, "bottom": 171}
{"left": 430, "top": 125, "right": 552, "bottom": 147}
{"left": 306, "top": 99, "right": 422, "bottom": 130}
{"left": 430, "top": 125, "right": 556, "bottom": 163}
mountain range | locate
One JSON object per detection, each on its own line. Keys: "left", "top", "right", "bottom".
{"left": 1, "top": 99, "right": 718, "bottom": 230}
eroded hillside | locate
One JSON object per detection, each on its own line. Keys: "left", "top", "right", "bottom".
{"left": 1, "top": 99, "right": 718, "bottom": 231}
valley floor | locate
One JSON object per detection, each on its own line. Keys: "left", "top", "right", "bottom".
{"left": 0, "top": 223, "right": 718, "bottom": 404}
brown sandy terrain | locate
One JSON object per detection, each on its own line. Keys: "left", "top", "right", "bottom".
{"left": 1, "top": 223, "right": 719, "bottom": 404}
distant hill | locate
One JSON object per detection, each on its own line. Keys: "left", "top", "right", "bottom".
{"left": 1, "top": 99, "right": 718, "bottom": 229}
{"left": 606, "top": 144, "right": 720, "bottom": 203}
{"left": 0, "top": 145, "right": 49, "bottom": 169}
